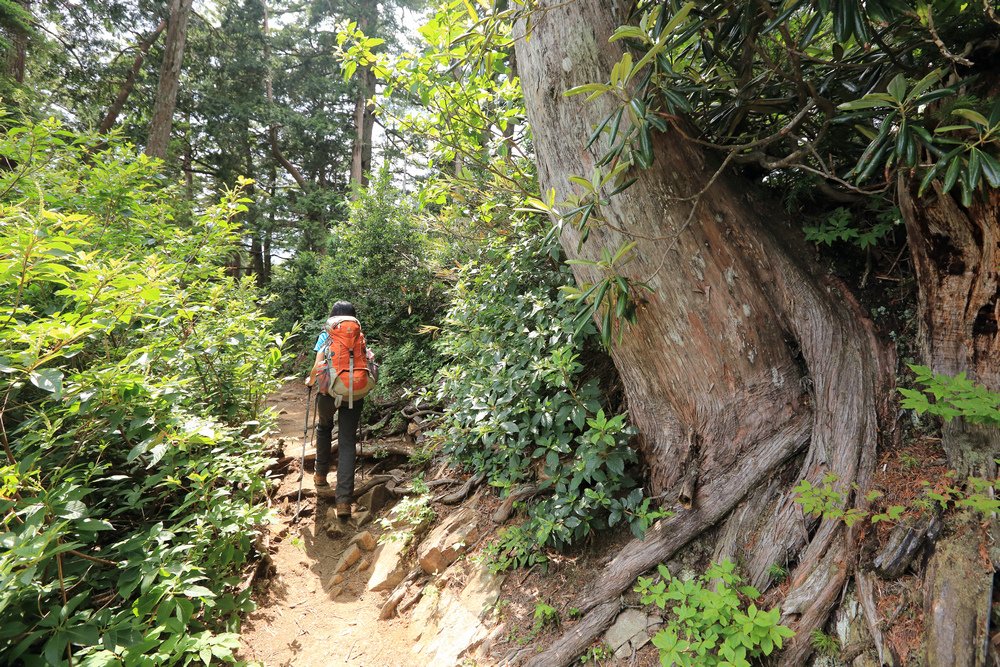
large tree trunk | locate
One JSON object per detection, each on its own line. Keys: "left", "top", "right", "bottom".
{"left": 898, "top": 179, "right": 998, "bottom": 666}
{"left": 145, "top": 0, "right": 194, "bottom": 159}
{"left": 513, "top": 2, "right": 894, "bottom": 664}
{"left": 898, "top": 181, "right": 999, "bottom": 476}
{"left": 99, "top": 20, "right": 166, "bottom": 134}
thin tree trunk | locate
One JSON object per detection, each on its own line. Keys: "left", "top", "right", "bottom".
{"left": 99, "top": 20, "right": 166, "bottom": 134}
{"left": 146, "top": 0, "right": 194, "bottom": 159}
{"left": 513, "top": 2, "right": 894, "bottom": 664}
{"left": 350, "top": 62, "right": 376, "bottom": 191}
{"left": 182, "top": 112, "right": 193, "bottom": 200}
{"left": 262, "top": 1, "right": 308, "bottom": 191}
{"left": 350, "top": 11, "right": 375, "bottom": 192}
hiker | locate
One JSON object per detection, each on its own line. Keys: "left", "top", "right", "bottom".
{"left": 305, "top": 300, "right": 375, "bottom": 520}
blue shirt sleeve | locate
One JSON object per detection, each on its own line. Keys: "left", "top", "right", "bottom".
{"left": 313, "top": 331, "right": 328, "bottom": 353}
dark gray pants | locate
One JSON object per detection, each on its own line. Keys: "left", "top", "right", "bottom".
{"left": 314, "top": 393, "right": 363, "bottom": 504}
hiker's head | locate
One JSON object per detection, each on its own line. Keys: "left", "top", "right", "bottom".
{"left": 330, "top": 301, "right": 357, "bottom": 318}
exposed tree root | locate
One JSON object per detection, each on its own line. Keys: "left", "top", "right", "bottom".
{"left": 516, "top": 600, "right": 619, "bottom": 667}
{"left": 435, "top": 472, "right": 485, "bottom": 504}
{"left": 492, "top": 483, "right": 542, "bottom": 524}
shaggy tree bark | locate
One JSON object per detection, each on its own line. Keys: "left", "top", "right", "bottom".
{"left": 898, "top": 179, "right": 998, "bottom": 665}
{"left": 514, "top": 1, "right": 894, "bottom": 664}
{"left": 145, "top": 0, "right": 194, "bottom": 159}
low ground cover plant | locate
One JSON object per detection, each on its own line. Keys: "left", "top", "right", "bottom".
{"left": 636, "top": 560, "right": 794, "bottom": 667}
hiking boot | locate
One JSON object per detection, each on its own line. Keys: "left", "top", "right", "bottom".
{"left": 314, "top": 473, "right": 329, "bottom": 488}
{"left": 336, "top": 501, "right": 351, "bottom": 521}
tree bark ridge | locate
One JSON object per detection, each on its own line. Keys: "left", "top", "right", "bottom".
{"left": 514, "top": 1, "right": 894, "bottom": 664}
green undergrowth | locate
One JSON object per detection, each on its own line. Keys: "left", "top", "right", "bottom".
{"left": 636, "top": 560, "right": 794, "bottom": 667}
{"left": 266, "top": 169, "right": 443, "bottom": 407}
{"left": 430, "top": 223, "right": 664, "bottom": 571}
{"left": 0, "top": 118, "right": 288, "bottom": 665}
{"left": 793, "top": 369, "right": 1000, "bottom": 528}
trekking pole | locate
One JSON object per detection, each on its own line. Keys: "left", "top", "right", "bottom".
{"left": 294, "top": 384, "right": 313, "bottom": 523}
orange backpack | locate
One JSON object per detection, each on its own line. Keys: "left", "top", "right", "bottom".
{"left": 315, "top": 316, "right": 375, "bottom": 407}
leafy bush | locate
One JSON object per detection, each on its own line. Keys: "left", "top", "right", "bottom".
{"left": 432, "top": 223, "right": 663, "bottom": 568}
{"left": 636, "top": 560, "right": 795, "bottom": 667}
{"left": 266, "top": 169, "right": 442, "bottom": 401}
{"left": 0, "top": 118, "right": 287, "bottom": 665}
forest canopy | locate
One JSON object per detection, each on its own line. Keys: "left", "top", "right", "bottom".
{"left": 1, "top": 0, "right": 998, "bottom": 665}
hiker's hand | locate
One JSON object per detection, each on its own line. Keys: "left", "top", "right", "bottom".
{"left": 304, "top": 376, "right": 314, "bottom": 387}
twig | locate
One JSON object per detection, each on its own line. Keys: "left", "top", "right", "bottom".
{"left": 67, "top": 549, "right": 118, "bottom": 566}
{"left": 923, "top": 7, "right": 973, "bottom": 67}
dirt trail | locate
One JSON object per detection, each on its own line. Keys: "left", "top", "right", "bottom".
{"left": 238, "top": 382, "right": 425, "bottom": 667}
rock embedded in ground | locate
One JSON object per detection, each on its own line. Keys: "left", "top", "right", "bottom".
{"left": 335, "top": 544, "right": 363, "bottom": 573}
{"left": 417, "top": 507, "right": 480, "bottom": 574}
{"left": 325, "top": 519, "right": 347, "bottom": 538}
{"left": 357, "top": 484, "right": 393, "bottom": 516}
{"left": 604, "top": 608, "right": 656, "bottom": 659}
{"left": 350, "top": 530, "right": 377, "bottom": 552}
{"left": 367, "top": 537, "right": 409, "bottom": 591}
{"left": 408, "top": 559, "right": 505, "bottom": 665}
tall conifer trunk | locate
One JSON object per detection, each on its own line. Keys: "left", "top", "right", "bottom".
{"left": 146, "top": 0, "right": 194, "bottom": 159}
{"left": 514, "top": 1, "right": 895, "bottom": 664}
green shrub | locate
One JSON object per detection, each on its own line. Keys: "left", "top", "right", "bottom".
{"left": 432, "top": 223, "right": 664, "bottom": 568}
{"left": 636, "top": 560, "right": 795, "bottom": 667}
{"left": 0, "top": 118, "right": 287, "bottom": 665}
{"left": 266, "top": 169, "right": 443, "bottom": 400}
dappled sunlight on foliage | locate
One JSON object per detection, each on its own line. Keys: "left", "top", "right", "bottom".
{"left": 0, "top": 118, "right": 289, "bottom": 665}
{"left": 431, "top": 223, "right": 664, "bottom": 570}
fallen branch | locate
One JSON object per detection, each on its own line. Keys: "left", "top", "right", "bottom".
{"left": 277, "top": 487, "right": 316, "bottom": 502}
{"left": 379, "top": 568, "right": 424, "bottom": 620}
{"left": 351, "top": 475, "right": 397, "bottom": 499}
{"left": 426, "top": 477, "right": 460, "bottom": 489}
